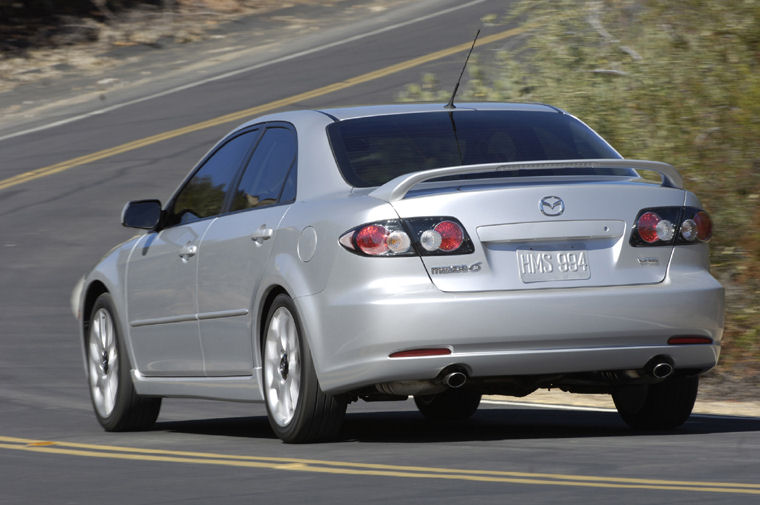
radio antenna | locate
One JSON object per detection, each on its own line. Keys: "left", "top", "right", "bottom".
{"left": 445, "top": 28, "right": 480, "bottom": 110}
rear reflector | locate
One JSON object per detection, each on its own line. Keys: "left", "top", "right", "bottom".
{"left": 668, "top": 336, "right": 713, "bottom": 345}
{"left": 389, "top": 348, "right": 452, "bottom": 358}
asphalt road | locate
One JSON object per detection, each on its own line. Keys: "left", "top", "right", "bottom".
{"left": 1, "top": 1, "right": 759, "bottom": 503}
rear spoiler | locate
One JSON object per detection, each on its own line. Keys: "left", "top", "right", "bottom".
{"left": 369, "top": 159, "right": 683, "bottom": 203}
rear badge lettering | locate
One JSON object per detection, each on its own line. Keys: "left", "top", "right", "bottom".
{"left": 431, "top": 262, "right": 482, "bottom": 275}
{"left": 637, "top": 257, "right": 660, "bottom": 265}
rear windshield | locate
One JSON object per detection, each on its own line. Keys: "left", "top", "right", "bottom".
{"left": 327, "top": 110, "right": 626, "bottom": 187}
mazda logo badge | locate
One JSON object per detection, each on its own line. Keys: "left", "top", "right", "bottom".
{"left": 539, "top": 196, "right": 565, "bottom": 216}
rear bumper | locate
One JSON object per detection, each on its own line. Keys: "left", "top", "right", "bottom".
{"left": 297, "top": 268, "right": 724, "bottom": 394}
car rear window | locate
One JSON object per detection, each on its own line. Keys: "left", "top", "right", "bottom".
{"left": 327, "top": 110, "right": 628, "bottom": 187}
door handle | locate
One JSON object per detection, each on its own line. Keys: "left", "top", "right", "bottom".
{"left": 251, "top": 226, "right": 273, "bottom": 245}
{"left": 178, "top": 243, "right": 198, "bottom": 262}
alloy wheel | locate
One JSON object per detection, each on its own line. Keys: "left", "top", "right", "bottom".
{"left": 264, "top": 307, "right": 301, "bottom": 426}
{"left": 87, "top": 307, "right": 119, "bottom": 418}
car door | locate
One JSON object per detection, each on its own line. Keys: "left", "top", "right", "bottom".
{"left": 197, "top": 125, "right": 297, "bottom": 376}
{"left": 126, "top": 129, "right": 259, "bottom": 376}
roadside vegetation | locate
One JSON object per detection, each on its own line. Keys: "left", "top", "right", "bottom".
{"left": 0, "top": 1, "right": 304, "bottom": 54}
{"left": 0, "top": 0, "right": 312, "bottom": 95}
{"left": 399, "top": 0, "right": 760, "bottom": 380}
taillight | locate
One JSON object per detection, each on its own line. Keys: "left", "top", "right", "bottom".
{"left": 340, "top": 217, "right": 473, "bottom": 257}
{"left": 340, "top": 221, "right": 411, "bottom": 256}
{"left": 631, "top": 206, "right": 712, "bottom": 246}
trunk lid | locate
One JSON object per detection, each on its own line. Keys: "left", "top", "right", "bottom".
{"left": 389, "top": 179, "right": 685, "bottom": 292}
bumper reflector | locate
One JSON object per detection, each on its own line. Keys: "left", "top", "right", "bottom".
{"left": 389, "top": 348, "right": 452, "bottom": 358}
{"left": 668, "top": 336, "right": 713, "bottom": 345}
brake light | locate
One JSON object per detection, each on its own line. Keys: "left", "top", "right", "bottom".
{"left": 435, "top": 221, "right": 464, "bottom": 251}
{"left": 636, "top": 212, "right": 661, "bottom": 244}
{"left": 340, "top": 217, "right": 473, "bottom": 257}
{"left": 355, "top": 225, "right": 390, "bottom": 255}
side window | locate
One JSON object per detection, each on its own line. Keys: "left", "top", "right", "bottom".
{"left": 229, "top": 127, "right": 297, "bottom": 212}
{"left": 169, "top": 130, "right": 257, "bottom": 226}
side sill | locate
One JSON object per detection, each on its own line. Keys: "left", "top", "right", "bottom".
{"left": 131, "top": 370, "right": 262, "bottom": 402}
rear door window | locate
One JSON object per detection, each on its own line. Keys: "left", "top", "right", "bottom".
{"left": 229, "top": 126, "right": 297, "bottom": 212}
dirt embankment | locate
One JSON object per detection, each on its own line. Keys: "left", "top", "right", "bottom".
{"left": 0, "top": 0, "right": 332, "bottom": 94}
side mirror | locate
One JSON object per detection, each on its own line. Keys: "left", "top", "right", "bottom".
{"left": 121, "top": 199, "right": 162, "bottom": 229}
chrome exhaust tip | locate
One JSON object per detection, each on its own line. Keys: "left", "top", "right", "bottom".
{"left": 651, "top": 362, "right": 674, "bottom": 380}
{"left": 442, "top": 370, "right": 468, "bottom": 389}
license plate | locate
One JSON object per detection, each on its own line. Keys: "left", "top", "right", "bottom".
{"left": 517, "top": 248, "right": 591, "bottom": 283}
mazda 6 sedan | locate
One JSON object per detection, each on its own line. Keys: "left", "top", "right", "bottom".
{"left": 72, "top": 103, "right": 724, "bottom": 442}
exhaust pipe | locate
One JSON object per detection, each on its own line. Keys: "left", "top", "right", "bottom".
{"left": 643, "top": 356, "right": 674, "bottom": 381}
{"left": 651, "top": 362, "right": 674, "bottom": 380}
{"left": 441, "top": 369, "right": 468, "bottom": 389}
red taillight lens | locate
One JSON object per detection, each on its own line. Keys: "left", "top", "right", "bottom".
{"left": 636, "top": 212, "right": 661, "bottom": 243}
{"left": 694, "top": 211, "right": 712, "bottom": 242}
{"left": 355, "top": 225, "right": 389, "bottom": 255}
{"left": 434, "top": 220, "right": 464, "bottom": 251}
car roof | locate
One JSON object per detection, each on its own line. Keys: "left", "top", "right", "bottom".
{"left": 316, "top": 102, "right": 563, "bottom": 121}
{"left": 236, "top": 103, "right": 565, "bottom": 129}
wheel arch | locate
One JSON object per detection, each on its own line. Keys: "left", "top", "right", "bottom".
{"left": 82, "top": 280, "right": 109, "bottom": 344}
{"left": 257, "top": 285, "right": 291, "bottom": 349}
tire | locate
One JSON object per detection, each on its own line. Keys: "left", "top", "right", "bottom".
{"left": 262, "top": 294, "right": 346, "bottom": 443}
{"left": 414, "top": 389, "right": 482, "bottom": 421}
{"left": 612, "top": 375, "right": 699, "bottom": 430}
{"left": 86, "top": 293, "right": 161, "bottom": 431}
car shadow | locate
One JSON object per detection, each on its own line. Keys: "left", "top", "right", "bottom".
{"left": 154, "top": 406, "right": 760, "bottom": 443}
{"left": 156, "top": 415, "right": 277, "bottom": 439}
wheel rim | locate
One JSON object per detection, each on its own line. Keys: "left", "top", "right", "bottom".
{"left": 264, "top": 307, "right": 301, "bottom": 427}
{"left": 87, "top": 307, "right": 119, "bottom": 418}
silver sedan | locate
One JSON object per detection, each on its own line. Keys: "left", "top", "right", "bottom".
{"left": 72, "top": 103, "right": 724, "bottom": 442}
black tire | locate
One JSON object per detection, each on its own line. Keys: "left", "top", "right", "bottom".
{"left": 262, "top": 294, "right": 346, "bottom": 443}
{"left": 612, "top": 375, "right": 699, "bottom": 430}
{"left": 86, "top": 293, "right": 161, "bottom": 431}
{"left": 414, "top": 389, "right": 482, "bottom": 421}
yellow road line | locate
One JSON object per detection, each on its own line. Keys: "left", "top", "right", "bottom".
{"left": 1, "top": 436, "right": 758, "bottom": 495}
{"left": 0, "top": 26, "right": 529, "bottom": 192}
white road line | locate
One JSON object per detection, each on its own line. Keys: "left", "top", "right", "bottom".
{"left": 481, "top": 399, "right": 759, "bottom": 420}
{"left": 0, "top": 0, "right": 488, "bottom": 142}
{"left": 481, "top": 399, "right": 617, "bottom": 413}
